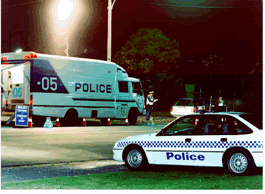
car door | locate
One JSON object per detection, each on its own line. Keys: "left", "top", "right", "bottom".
{"left": 191, "top": 115, "right": 235, "bottom": 167}
{"left": 146, "top": 115, "right": 205, "bottom": 166}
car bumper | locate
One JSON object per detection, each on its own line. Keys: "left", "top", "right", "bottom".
{"left": 113, "top": 148, "right": 123, "bottom": 162}
{"left": 252, "top": 152, "right": 263, "bottom": 167}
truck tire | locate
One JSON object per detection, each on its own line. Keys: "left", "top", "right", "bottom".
{"left": 100, "top": 118, "right": 108, "bottom": 126}
{"left": 128, "top": 110, "right": 138, "bottom": 125}
{"left": 32, "top": 116, "right": 46, "bottom": 127}
{"left": 62, "top": 109, "right": 79, "bottom": 126}
{"left": 226, "top": 149, "right": 255, "bottom": 176}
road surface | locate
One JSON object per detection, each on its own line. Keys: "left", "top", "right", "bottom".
{"left": 1, "top": 125, "right": 165, "bottom": 166}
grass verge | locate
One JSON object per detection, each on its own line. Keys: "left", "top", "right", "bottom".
{"left": 1, "top": 170, "right": 262, "bottom": 190}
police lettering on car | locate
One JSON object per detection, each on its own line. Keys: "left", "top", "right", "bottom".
{"left": 166, "top": 152, "right": 205, "bottom": 161}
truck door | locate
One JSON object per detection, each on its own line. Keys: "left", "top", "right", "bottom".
{"left": 132, "top": 81, "right": 144, "bottom": 112}
{"left": 115, "top": 81, "right": 130, "bottom": 118}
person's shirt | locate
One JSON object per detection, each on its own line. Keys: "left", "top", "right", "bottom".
{"left": 218, "top": 100, "right": 225, "bottom": 106}
{"left": 146, "top": 95, "right": 155, "bottom": 106}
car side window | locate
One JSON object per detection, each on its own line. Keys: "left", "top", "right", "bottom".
{"left": 232, "top": 118, "right": 253, "bottom": 134}
{"left": 202, "top": 116, "right": 253, "bottom": 135}
{"left": 162, "top": 116, "right": 204, "bottom": 136}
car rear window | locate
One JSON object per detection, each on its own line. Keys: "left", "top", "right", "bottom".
{"left": 175, "top": 100, "right": 193, "bottom": 106}
{"left": 239, "top": 114, "right": 263, "bottom": 129}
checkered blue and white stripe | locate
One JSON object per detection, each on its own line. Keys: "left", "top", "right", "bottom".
{"left": 116, "top": 141, "right": 263, "bottom": 149}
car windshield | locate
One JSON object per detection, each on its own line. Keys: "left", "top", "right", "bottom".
{"left": 239, "top": 114, "right": 263, "bottom": 130}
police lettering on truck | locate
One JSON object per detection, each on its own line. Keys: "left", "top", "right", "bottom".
{"left": 75, "top": 83, "right": 112, "bottom": 93}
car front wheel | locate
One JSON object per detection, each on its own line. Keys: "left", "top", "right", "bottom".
{"left": 226, "top": 149, "right": 254, "bottom": 175}
{"left": 125, "top": 148, "right": 148, "bottom": 171}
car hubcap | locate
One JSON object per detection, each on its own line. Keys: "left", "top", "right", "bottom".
{"left": 229, "top": 153, "right": 248, "bottom": 174}
{"left": 127, "top": 149, "right": 143, "bottom": 168}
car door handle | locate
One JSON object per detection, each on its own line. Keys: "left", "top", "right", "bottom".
{"left": 221, "top": 138, "right": 227, "bottom": 142}
{"left": 185, "top": 138, "right": 191, "bottom": 142}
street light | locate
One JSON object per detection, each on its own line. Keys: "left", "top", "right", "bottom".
{"left": 57, "top": 0, "right": 75, "bottom": 57}
{"left": 107, "top": 0, "right": 117, "bottom": 61}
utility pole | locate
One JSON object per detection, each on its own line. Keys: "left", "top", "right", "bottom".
{"left": 64, "top": 29, "right": 69, "bottom": 57}
{"left": 107, "top": 0, "right": 117, "bottom": 61}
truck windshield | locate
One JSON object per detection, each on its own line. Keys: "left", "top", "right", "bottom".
{"left": 132, "top": 82, "right": 143, "bottom": 95}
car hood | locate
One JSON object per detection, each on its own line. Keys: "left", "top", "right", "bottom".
{"left": 118, "top": 132, "right": 158, "bottom": 142}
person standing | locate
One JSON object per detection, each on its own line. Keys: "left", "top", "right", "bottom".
{"left": 218, "top": 97, "right": 227, "bottom": 112}
{"left": 144, "top": 91, "right": 158, "bottom": 126}
{"left": 218, "top": 97, "right": 226, "bottom": 106}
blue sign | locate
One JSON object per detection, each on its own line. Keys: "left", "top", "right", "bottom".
{"left": 15, "top": 106, "right": 29, "bottom": 127}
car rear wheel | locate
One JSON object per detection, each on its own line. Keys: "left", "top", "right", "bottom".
{"left": 125, "top": 148, "right": 148, "bottom": 171}
{"left": 226, "top": 149, "right": 254, "bottom": 175}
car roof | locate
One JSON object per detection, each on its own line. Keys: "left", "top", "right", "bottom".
{"left": 184, "top": 112, "right": 246, "bottom": 116}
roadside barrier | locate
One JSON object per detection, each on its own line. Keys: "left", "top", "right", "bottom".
{"left": 82, "top": 117, "right": 86, "bottom": 126}
{"left": 125, "top": 117, "right": 129, "bottom": 126}
{"left": 28, "top": 117, "right": 33, "bottom": 128}
{"left": 107, "top": 117, "right": 111, "bottom": 126}
{"left": 56, "top": 117, "right": 60, "bottom": 127}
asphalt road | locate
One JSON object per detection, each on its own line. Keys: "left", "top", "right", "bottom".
{"left": 1, "top": 124, "right": 166, "bottom": 167}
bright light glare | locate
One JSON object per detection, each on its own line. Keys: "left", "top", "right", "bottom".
{"left": 58, "top": 0, "right": 74, "bottom": 21}
{"left": 15, "top": 49, "right": 22, "bottom": 53}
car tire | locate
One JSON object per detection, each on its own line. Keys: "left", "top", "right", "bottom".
{"left": 226, "top": 149, "right": 255, "bottom": 176}
{"left": 125, "top": 148, "right": 149, "bottom": 171}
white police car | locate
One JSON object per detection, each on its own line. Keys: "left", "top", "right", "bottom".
{"left": 113, "top": 112, "right": 263, "bottom": 175}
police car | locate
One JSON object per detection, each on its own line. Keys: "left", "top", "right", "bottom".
{"left": 113, "top": 112, "right": 263, "bottom": 175}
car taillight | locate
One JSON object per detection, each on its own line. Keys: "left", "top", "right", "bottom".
{"left": 30, "top": 52, "right": 37, "bottom": 58}
{"left": 196, "top": 107, "right": 199, "bottom": 110}
{"left": 1, "top": 56, "right": 8, "bottom": 61}
{"left": 193, "top": 108, "right": 195, "bottom": 113}
{"left": 170, "top": 107, "right": 173, "bottom": 112}
{"left": 24, "top": 55, "right": 30, "bottom": 59}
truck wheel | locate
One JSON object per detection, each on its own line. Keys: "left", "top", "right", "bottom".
{"left": 100, "top": 118, "right": 108, "bottom": 126}
{"left": 125, "top": 148, "right": 148, "bottom": 171}
{"left": 62, "top": 109, "right": 79, "bottom": 126}
{"left": 32, "top": 116, "right": 46, "bottom": 127}
{"left": 226, "top": 149, "right": 254, "bottom": 175}
{"left": 128, "top": 111, "right": 138, "bottom": 125}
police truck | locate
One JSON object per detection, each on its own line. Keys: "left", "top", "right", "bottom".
{"left": 1, "top": 51, "right": 145, "bottom": 126}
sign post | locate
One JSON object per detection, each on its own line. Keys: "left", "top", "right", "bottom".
{"left": 15, "top": 106, "right": 29, "bottom": 127}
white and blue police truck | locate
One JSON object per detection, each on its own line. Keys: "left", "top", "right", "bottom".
{"left": 113, "top": 112, "right": 263, "bottom": 175}
{"left": 1, "top": 51, "right": 145, "bottom": 126}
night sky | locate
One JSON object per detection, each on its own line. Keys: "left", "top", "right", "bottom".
{"left": 1, "top": 0, "right": 262, "bottom": 68}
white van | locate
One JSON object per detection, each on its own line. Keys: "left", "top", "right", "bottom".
{"left": 1, "top": 52, "right": 145, "bottom": 126}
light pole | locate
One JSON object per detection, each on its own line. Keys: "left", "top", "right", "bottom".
{"left": 107, "top": 0, "right": 117, "bottom": 61}
{"left": 57, "top": 0, "right": 74, "bottom": 57}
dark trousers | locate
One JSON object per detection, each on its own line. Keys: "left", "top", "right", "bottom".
{"left": 146, "top": 106, "right": 153, "bottom": 121}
